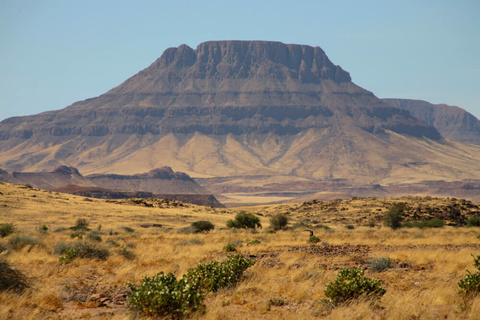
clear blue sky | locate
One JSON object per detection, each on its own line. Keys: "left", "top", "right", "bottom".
{"left": 1, "top": 0, "right": 479, "bottom": 121}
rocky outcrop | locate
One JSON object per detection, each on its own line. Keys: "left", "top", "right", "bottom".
{"left": 383, "top": 98, "right": 480, "bottom": 145}
{"left": 0, "top": 166, "right": 210, "bottom": 196}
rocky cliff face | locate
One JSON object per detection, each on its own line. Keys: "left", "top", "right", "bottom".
{"left": 383, "top": 99, "right": 480, "bottom": 145}
{"left": 0, "top": 41, "right": 478, "bottom": 189}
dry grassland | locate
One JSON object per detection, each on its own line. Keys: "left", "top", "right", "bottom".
{"left": 1, "top": 181, "right": 480, "bottom": 319}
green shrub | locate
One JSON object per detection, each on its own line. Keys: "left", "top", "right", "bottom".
{"left": 8, "top": 235, "right": 43, "bottom": 251}
{"left": 223, "top": 243, "right": 237, "bottom": 252}
{"left": 128, "top": 255, "right": 254, "bottom": 318}
{"left": 191, "top": 221, "right": 215, "bottom": 233}
{"left": 269, "top": 213, "right": 288, "bottom": 231}
{"left": 369, "top": 257, "right": 391, "bottom": 272}
{"left": 70, "top": 231, "right": 84, "bottom": 239}
{"left": 128, "top": 271, "right": 199, "bottom": 319}
{"left": 458, "top": 254, "right": 480, "bottom": 295}
{"left": 345, "top": 225, "right": 355, "bottom": 230}
{"left": 384, "top": 203, "right": 406, "bottom": 230}
{"left": 75, "top": 218, "right": 89, "bottom": 228}
{"left": 226, "top": 212, "right": 261, "bottom": 229}
{"left": 70, "top": 218, "right": 90, "bottom": 231}
{"left": 184, "top": 255, "right": 255, "bottom": 293}
{"left": 0, "top": 223, "right": 15, "bottom": 238}
{"left": 86, "top": 231, "right": 102, "bottom": 242}
{"left": 122, "top": 226, "right": 135, "bottom": 233}
{"left": 118, "top": 247, "right": 136, "bottom": 260}
{"left": 403, "top": 219, "right": 445, "bottom": 229}
{"left": 55, "top": 240, "right": 110, "bottom": 263}
{"left": 307, "top": 235, "right": 321, "bottom": 244}
{"left": 324, "top": 268, "right": 386, "bottom": 305}
{"left": 466, "top": 216, "right": 480, "bottom": 227}
{"left": 0, "top": 261, "right": 29, "bottom": 293}
{"left": 247, "top": 239, "right": 261, "bottom": 246}
{"left": 39, "top": 225, "right": 49, "bottom": 232}
{"left": 106, "top": 239, "right": 121, "bottom": 247}
{"left": 59, "top": 248, "right": 79, "bottom": 264}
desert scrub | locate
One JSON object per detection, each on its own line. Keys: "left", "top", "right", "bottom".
{"left": 458, "top": 254, "right": 480, "bottom": 295}
{"left": 384, "top": 203, "right": 406, "bottom": 230}
{"left": 191, "top": 220, "right": 215, "bottom": 233}
{"left": 247, "top": 239, "right": 261, "bottom": 246}
{"left": 55, "top": 240, "right": 110, "bottom": 263}
{"left": 122, "top": 226, "right": 135, "bottom": 233}
{"left": 0, "top": 261, "right": 29, "bottom": 293}
{"left": 269, "top": 213, "right": 288, "bottom": 231}
{"left": 86, "top": 231, "right": 103, "bottom": 242}
{"left": 0, "top": 223, "right": 15, "bottom": 238}
{"left": 118, "top": 247, "right": 136, "bottom": 260}
{"left": 70, "top": 218, "right": 90, "bottom": 231}
{"left": 466, "top": 216, "right": 480, "bottom": 227}
{"left": 8, "top": 235, "right": 43, "bottom": 251}
{"left": 226, "top": 212, "right": 262, "bottom": 229}
{"left": 307, "top": 235, "right": 321, "bottom": 243}
{"left": 324, "top": 268, "right": 386, "bottom": 305}
{"left": 369, "top": 257, "right": 391, "bottom": 272}
{"left": 223, "top": 243, "right": 237, "bottom": 252}
{"left": 403, "top": 218, "right": 444, "bottom": 228}
{"left": 128, "top": 255, "right": 254, "bottom": 318}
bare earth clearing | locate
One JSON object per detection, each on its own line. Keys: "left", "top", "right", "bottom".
{"left": 1, "top": 182, "right": 480, "bottom": 319}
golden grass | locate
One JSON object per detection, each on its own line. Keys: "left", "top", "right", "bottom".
{"left": 1, "top": 182, "right": 480, "bottom": 319}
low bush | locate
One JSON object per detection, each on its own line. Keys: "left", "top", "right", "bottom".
{"left": 369, "top": 257, "right": 391, "bottom": 272}
{"left": 122, "top": 226, "right": 135, "bottom": 233}
{"left": 466, "top": 216, "right": 480, "bottom": 227}
{"left": 269, "top": 213, "right": 288, "bottom": 231}
{"left": 226, "top": 212, "right": 261, "bottom": 229}
{"left": 118, "top": 247, "right": 136, "bottom": 260}
{"left": 0, "top": 223, "right": 15, "bottom": 238}
{"left": 128, "top": 255, "right": 254, "bottom": 318}
{"left": 70, "top": 218, "right": 90, "bottom": 231}
{"left": 86, "top": 231, "right": 102, "bottom": 242}
{"left": 247, "top": 239, "right": 261, "bottom": 246}
{"left": 0, "top": 261, "right": 29, "bottom": 293}
{"left": 403, "top": 219, "right": 445, "bottom": 229}
{"left": 223, "top": 243, "right": 237, "bottom": 252}
{"left": 458, "top": 254, "right": 480, "bottom": 295}
{"left": 324, "top": 268, "right": 386, "bottom": 305}
{"left": 55, "top": 240, "right": 110, "bottom": 263}
{"left": 70, "top": 232, "right": 84, "bottom": 239}
{"left": 191, "top": 221, "right": 215, "bottom": 233}
{"left": 307, "top": 235, "right": 321, "bottom": 244}
{"left": 345, "top": 225, "right": 355, "bottom": 230}
{"left": 8, "top": 235, "right": 43, "bottom": 251}
{"left": 384, "top": 203, "right": 406, "bottom": 230}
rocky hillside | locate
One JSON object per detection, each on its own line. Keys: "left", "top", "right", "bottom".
{"left": 383, "top": 98, "right": 480, "bottom": 145}
{"left": 0, "top": 166, "right": 209, "bottom": 196}
{"left": 0, "top": 41, "right": 479, "bottom": 200}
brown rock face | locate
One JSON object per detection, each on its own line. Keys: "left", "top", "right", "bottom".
{"left": 0, "top": 40, "right": 478, "bottom": 193}
{"left": 383, "top": 98, "right": 480, "bottom": 145}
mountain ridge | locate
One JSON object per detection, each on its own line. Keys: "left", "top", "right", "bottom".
{"left": 0, "top": 40, "right": 479, "bottom": 201}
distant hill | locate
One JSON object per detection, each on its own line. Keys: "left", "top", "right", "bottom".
{"left": 383, "top": 98, "right": 480, "bottom": 145}
{"left": 0, "top": 166, "right": 224, "bottom": 206}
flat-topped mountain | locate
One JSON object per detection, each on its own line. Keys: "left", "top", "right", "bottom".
{"left": 0, "top": 41, "right": 479, "bottom": 202}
